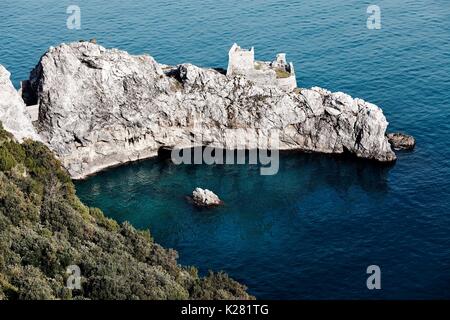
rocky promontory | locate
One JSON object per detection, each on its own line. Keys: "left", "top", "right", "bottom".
{"left": 2, "top": 42, "right": 397, "bottom": 178}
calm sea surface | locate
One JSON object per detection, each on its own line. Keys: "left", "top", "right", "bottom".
{"left": 1, "top": 0, "right": 450, "bottom": 299}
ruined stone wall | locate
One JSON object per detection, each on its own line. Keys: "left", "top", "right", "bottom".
{"left": 227, "top": 44, "right": 255, "bottom": 76}
{"left": 276, "top": 76, "right": 298, "bottom": 91}
{"left": 245, "top": 68, "right": 277, "bottom": 87}
{"left": 276, "top": 62, "right": 297, "bottom": 91}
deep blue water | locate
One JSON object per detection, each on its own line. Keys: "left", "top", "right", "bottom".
{"left": 2, "top": 0, "right": 450, "bottom": 299}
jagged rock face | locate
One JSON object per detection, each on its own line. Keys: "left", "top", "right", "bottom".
{"left": 191, "top": 188, "right": 223, "bottom": 207}
{"left": 30, "top": 42, "right": 395, "bottom": 179}
{"left": 0, "top": 65, "right": 41, "bottom": 142}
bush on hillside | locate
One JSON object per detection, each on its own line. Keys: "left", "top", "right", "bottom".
{"left": 0, "top": 123, "right": 253, "bottom": 300}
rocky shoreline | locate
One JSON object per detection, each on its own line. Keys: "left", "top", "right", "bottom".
{"left": 1, "top": 42, "right": 404, "bottom": 179}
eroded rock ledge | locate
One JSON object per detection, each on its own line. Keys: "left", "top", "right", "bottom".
{"left": 3, "top": 42, "right": 396, "bottom": 178}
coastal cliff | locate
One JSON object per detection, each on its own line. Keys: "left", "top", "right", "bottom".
{"left": 17, "top": 42, "right": 395, "bottom": 179}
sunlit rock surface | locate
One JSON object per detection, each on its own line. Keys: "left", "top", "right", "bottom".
{"left": 26, "top": 42, "right": 395, "bottom": 179}
{"left": 0, "top": 65, "right": 40, "bottom": 142}
{"left": 191, "top": 188, "right": 223, "bottom": 207}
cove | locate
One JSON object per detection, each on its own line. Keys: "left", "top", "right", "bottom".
{"left": 75, "top": 152, "right": 450, "bottom": 299}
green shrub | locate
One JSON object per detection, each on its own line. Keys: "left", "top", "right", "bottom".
{"left": 0, "top": 174, "right": 40, "bottom": 224}
{"left": 89, "top": 207, "right": 119, "bottom": 231}
{"left": 4, "top": 141, "right": 26, "bottom": 163}
{"left": 275, "top": 68, "right": 291, "bottom": 78}
{"left": 0, "top": 123, "right": 13, "bottom": 141}
{"left": 9, "top": 266, "right": 55, "bottom": 300}
{"left": 189, "top": 271, "right": 254, "bottom": 300}
{"left": 22, "top": 140, "right": 70, "bottom": 184}
{"left": 0, "top": 123, "right": 253, "bottom": 300}
{"left": 0, "top": 146, "right": 17, "bottom": 171}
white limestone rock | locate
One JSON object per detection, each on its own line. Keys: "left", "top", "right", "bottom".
{"left": 0, "top": 65, "right": 41, "bottom": 142}
{"left": 27, "top": 42, "right": 396, "bottom": 179}
{"left": 191, "top": 188, "right": 223, "bottom": 207}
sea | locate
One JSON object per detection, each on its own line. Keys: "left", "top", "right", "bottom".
{"left": 1, "top": 0, "right": 449, "bottom": 299}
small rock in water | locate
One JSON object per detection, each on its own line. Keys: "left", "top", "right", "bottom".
{"left": 191, "top": 188, "right": 223, "bottom": 207}
{"left": 387, "top": 133, "right": 416, "bottom": 151}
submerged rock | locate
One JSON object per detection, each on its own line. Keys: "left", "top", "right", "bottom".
{"left": 191, "top": 188, "right": 223, "bottom": 207}
{"left": 22, "top": 42, "right": 395, "bottom": 178}
{"left": 387, "top": 133, "right": 416, "bottom": 150}
{"left": 0, "top": 65, "right": 41, "bottom": 142}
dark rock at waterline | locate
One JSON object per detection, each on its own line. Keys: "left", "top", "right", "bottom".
{"left": 157, "top": 146, "right": 173, "bottom": 159}
{"left": 387, "top": 133, "right": 416, "bottom": 151}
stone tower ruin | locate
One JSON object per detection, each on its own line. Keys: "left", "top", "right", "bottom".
{"left": 226, "top": 43, "right": 297, "bottom": 91}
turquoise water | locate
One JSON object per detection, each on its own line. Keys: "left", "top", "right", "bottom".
{"left": 2, "top": 0, "right": 450, "bottom": 299}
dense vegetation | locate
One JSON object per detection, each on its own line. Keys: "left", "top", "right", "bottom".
{"left": 0, "top": 123, "right": 252, "bottom": 300}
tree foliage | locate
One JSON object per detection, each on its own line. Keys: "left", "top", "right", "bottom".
{"left": 0, "top": 123, "right": 253, "bottom": 300}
